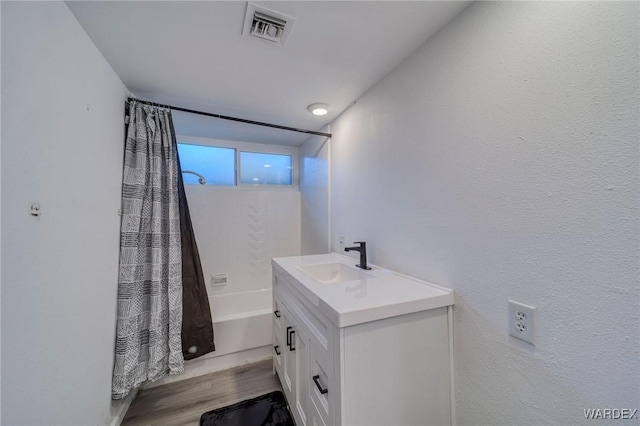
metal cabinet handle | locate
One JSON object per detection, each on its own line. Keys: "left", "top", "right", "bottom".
{"left": 286, "top": 327, "right": 296, "bottom": 351}
{"left": 313, "top": 375, "right": 328, "bottom": 394}
{"left": 274, "top": 310, "right": 281, "bottom": 318}
{"left": 274, "top": 345, "right": 280, "bottom": 356}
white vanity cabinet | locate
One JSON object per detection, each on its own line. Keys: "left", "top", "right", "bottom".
{"left": 272, "top": 254, "right": 454, "bottom": 426}
{"left": 274, "top": 275, "right": 333, "bottom": 425}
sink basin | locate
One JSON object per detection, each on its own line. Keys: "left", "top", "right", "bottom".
{"left": 297, "top": 262, "right": 374, "bottom": 284}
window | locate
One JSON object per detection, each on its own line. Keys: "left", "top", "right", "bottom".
{"left": 177, "top": 139, "right": 296, "bottom": 188}
{"left": 177, "top": 143, "right": 235, "bottom": 186}
{"left": 240, "top": 152, "right": 292, "bottom": 186}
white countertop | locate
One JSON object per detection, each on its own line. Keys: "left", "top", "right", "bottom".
{"left": 272, "top": 253, "right": 454, "bottom": 327}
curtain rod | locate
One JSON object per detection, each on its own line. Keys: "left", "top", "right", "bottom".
{"left": 127, "top": 97, "right": 332, "bottom": 139}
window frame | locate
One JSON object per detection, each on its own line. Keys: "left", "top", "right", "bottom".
{"left": 176, "top": 135, "right": 299, "bottom": 190}
{"left": 238, "top": 150, "right": 293, "bottom": 187}
{"left": 176, "top": 142, "right": 237, "bottom": 186}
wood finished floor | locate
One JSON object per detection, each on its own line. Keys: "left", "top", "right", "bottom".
{"left": 122, "top": 359, "right": 282, "bottom": 426}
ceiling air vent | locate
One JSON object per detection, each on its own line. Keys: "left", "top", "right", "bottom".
{"left": 242, "top": 3, "right": 296, "bottom": 46}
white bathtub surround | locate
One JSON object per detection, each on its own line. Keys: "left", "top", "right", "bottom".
{"left": 272, "top": 253, "right": 454, "bottom": 425}
{"left": 328, "top": 2, "right": 639, "bottom": 424}
{"left": 181, "top": 139, "right": 301, "bottom": 297}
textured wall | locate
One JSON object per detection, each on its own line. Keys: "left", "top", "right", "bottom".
{"left": 1, "top": 2, "right": 129, "bottom": 424}
{"left": 300, "top": 133, "right": 331, "bottom": 255}
{"left": 330, "top": 2, "right": 639, "bottom": 424}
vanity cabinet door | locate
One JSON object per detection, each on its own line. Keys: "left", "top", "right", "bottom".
{"left": 282, "top": 306, "right": 312, "bottom": 426}
{"left": 293, "top": 323, "right": 311, "bottom": 426}
{"left": 281, "top": 307, "right": 296, "bottom": 404}
{"left": 309, "top": 399, "right": 327, "bottom": 426}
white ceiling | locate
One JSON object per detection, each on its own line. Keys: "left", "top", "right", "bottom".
{"left": 67, "top": 1, "right": 470, "bottom": 146}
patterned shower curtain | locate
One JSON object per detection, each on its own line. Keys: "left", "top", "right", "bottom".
{"left": 112, "top": 101, "right": 184, "bottom": 399}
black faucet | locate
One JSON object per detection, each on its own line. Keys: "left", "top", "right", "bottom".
{"left": 344, "top": 242, "right": 372, "bottom": 270}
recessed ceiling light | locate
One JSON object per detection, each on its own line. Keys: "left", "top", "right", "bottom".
{"left": 307, "top": 103, "right": 331, "bottom": 116}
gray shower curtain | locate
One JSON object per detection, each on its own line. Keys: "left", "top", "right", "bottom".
{"left": 112, "top": 101, "right": 184, "bottom": 399}
{"left": 112, "top": 100, "right": 215, "bottom": 399}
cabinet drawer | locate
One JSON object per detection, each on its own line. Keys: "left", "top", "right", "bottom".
{"left": 309, "top": 341, "right": 332, "bottom": 426}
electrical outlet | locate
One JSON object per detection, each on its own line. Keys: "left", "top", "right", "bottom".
{"left": 509, "top": 300, "right": 535, "bottom": 345}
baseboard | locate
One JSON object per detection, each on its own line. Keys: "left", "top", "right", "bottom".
{"left": 109, "top": 387, "right": 138, "bottom": 426}
{"left": 144, "top": 345, "right": 273, "bottom": 389}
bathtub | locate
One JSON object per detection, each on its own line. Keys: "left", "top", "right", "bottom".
{"left": 208, "top": 288, "right": 273, "bottom": 357}
{"left": 145, "top": 288, "right": 273, "bottom": 388}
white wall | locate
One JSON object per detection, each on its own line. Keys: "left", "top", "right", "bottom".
{"left": 1, "top": 2, "right": 129, "bottom": 425}
{"left": 330, "top": 2, "right": 639, "bottom": 424}
{"left": 300, "top": 132, "right": 330, "bottom": 255}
